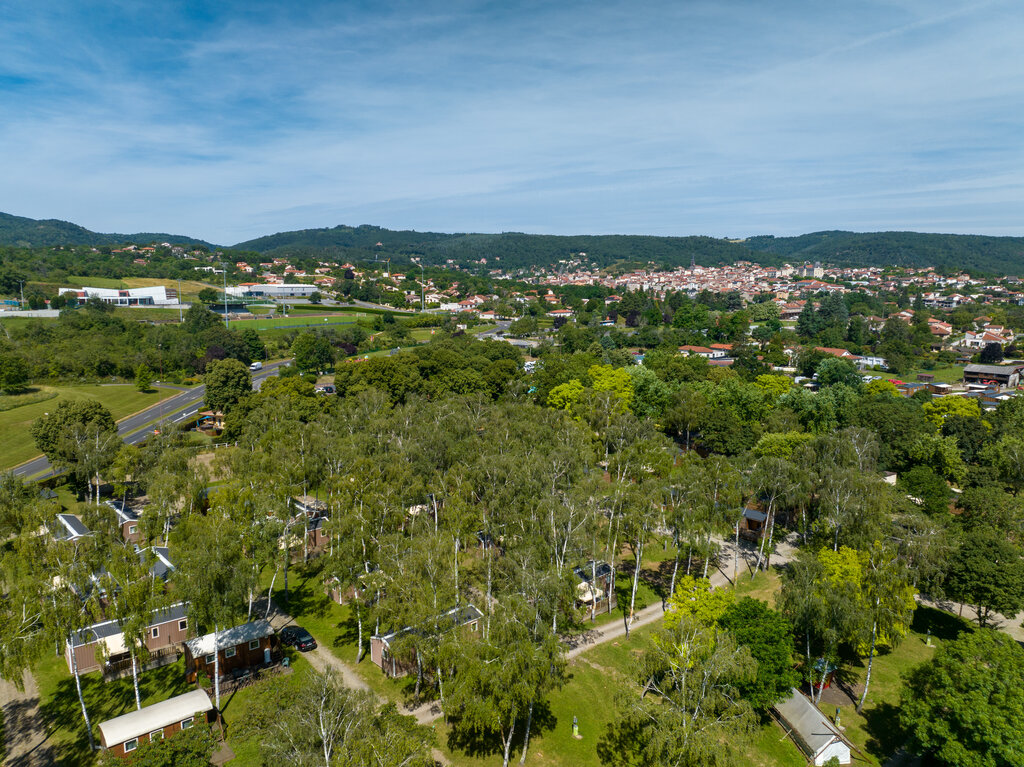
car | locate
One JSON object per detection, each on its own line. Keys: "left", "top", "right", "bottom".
{"left": 249, "top": 361, "right": 263, "bottom": 371}
{"left": 280, "top": 625, "right": 317, "bottom": 652}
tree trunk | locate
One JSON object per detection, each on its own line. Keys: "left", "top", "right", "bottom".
{"left": 213, "top": 623, "right": 221, "bottom": 711}
{"left": 733, "top": 521, "right": 740, "bottom": 588}
{"left": 71, "top": 644, "right": 96, "bottom": 752}
{"left": 685, "top": 543, "right": 692, "bottom": 575}
{"left": 355, "top": 600, "right": 363, "bottom": 662}
{"left": 857, "top": 619, "right": 878, "bottom": 713}
{"left": 130, "top": 649, "right": 141, "bottom": 710}
{"left": 502, "top": 717, "right": 517, "bottom": 767}
{"left": 668, "top": 550, "right": 680, "bottom": 606}
{"left": 485, "top": 544, "right": 493, "bottom": 640}
{"left": 814, "top": 658, "right": 829, "bottom": 704}
{"left": 628, "top": 541, "right": 644, "bottom": 628}
{"left": 264, "top": 568, "right": 278, "bottom": 620}
{"left": 519, "top": 699, "right": 535, "bottom": 764}
{"left": 415, "top": 649, "right": 423, "bottom": 701}
{"left": 763, "top": 510, "right": 777, "bottom": 571}
{"left": 454, "top": 535, "right": 460, "bottom": 606}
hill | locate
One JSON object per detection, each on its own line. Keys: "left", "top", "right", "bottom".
{"left": 0, "top": 211, "right": 214, "bottom": 249}
{"left": 742, "top": 231, "right": 1024, "bottom": 275}
{"left": 236, "top": 225, "right": 1024, "bottom": 274}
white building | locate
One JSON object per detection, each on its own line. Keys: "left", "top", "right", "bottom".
{"left": 58, "top": 286, "right": 175, "bottom": 306}
{"left": 225, "top": 284, "right": 320, "bottom": 299}
{"left": 774, "top": 689, "right": 852, "bottom": 766}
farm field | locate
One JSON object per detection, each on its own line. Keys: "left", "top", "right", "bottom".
{"left": 0, "top": 384, "right": 177, "bottom": 469}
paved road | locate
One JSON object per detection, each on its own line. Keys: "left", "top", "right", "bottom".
{"left": 476, "top": 320, "right": 512, "bottom": 338}
{"left": 11, "top": 360, "right": 290, "bottom": 480}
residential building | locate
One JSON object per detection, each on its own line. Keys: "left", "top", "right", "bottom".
{"left": 97, "top": 689, "right": 215, "bottom": 757}
{"left": 184, "top": 619, "right": 277, "bottom": 683}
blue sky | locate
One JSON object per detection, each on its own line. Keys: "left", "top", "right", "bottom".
{"left": 1, "top": 0, "right": 1021, "bottom": 244}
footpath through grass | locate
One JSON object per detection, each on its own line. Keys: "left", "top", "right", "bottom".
{"left": 0, "top": 384, "right": 178, "bottom": 470}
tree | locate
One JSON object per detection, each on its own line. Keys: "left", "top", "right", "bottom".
{"left": 309, "top": 290, "right": 322, "bottom": 304}
{"left": 979, "top": 341, "right": 1003, "bottom": 364}
{"left": 945, "top": 530, "right": 1024, "bottom": 627}
{"left": 0, "top": 352, "right": 29, "bottom": 393}
{"left": 665, "top": 575, "right": 734, "bottom": 628}
{"left": 899, "top": 466, "right": 952, "bottom": 515}
{"left": 134, "top": 363, "right": 154, "bottom": 392}
{"left": 899, "top": 630, "right": 1024, "bottom": 767}
{"left": 292, "top": 331, "right": 335, "bottom": 373}
{"left": 718, "top": 598, "right": 800, "bottom": 710}
{"left": 197, "top": 287, "right": 219, "bottom": 303}
{"left": 31, "top": 400, "right": 119, "bottom": 499}
{"left": 203, "top": 358, "right": 252, "bottom": 414}
{"left": 816, "top": 357, "right": 861, "bottom": 388}
{"left": 240, "top": 669, "right": 433, "bottom": 767}
{"left": 606, "top": 615, "right": 755, "bottom": 767}
{"left": 855, "top": 543, "right": 916, "bottom": 711}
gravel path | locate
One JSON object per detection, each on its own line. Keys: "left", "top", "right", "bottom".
{"left": 0, "top": 669, "right": 52, "bottom": 767}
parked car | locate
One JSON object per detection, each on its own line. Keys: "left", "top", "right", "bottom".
{"left": 280, "top": 625, "right": 317, "bottom": 652}
{"left": 249, "top": 361, "right": 263, "bottom": 371}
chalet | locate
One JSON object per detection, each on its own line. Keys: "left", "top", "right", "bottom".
{"left": 963, "top": 364, "right": 1024, "bottom": 388}
{"left": 740, "top": 507, "right": 768, "bottom": 542}
{"left": 52, "top": 513, "right": 90, "bottom": 542}
{"left": 962, "top": 331, "right": 1009, "bottom": 349}
{"left": 547, "top": 308, "right": 574, "bottom": 318}
{"left": 370, "top": 604, "right": 483, "bottom": 678}
{"left": 106, "top": 499, "right": 141, "bottom": 545}
{"left": 184, "top": 619, "right": 277, "bottom": 683}
{"left": 142, "top": 546, "right": 176, "bottom": 581}
{"left": 774, "top": 688, "right": 851, "bottom": 765}
{"left": 98, "top": 689, "right": 216, "bottom": 758}
{"left": 573, "top": 561, "right": 617, "bottom": 613}
{"left": 67, "top": 602, "right": 190, "bottom": 675}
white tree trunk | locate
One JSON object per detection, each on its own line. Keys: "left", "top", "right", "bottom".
{"left": 131, "top": 649, "right": 141, "bottom": 709}
{"left": 264, "top": 568, "right": 278, "bottom": 620}
{"left": 628, "top": 541, "right": 644, "bottom": 630}
{"left": 502, "top": 717, "right": 517, "bottom": 767}
{"left": 71, "top": 644, "right": 96, "bottom": 751}
{"left": 519, "top": 699, "right": 535, "bottom": 764}
{"left": 857, "top": 618, "right": 879, "bottom": 712}
{"left": 213, "top": 623, "right": 221, "bottom": 711}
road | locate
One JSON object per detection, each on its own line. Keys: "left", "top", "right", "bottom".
{"left": 11, "top": 360, "right": 290, "bottom": 480}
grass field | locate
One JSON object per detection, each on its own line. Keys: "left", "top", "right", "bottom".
{"left": 903, "top": 363, "right": 965, "bottom": 384}
{"left": 0, "top": 384, "right": 178, "bottom": 469}
{"left": 228, "top": 314, "right": 365, "bottom": 331}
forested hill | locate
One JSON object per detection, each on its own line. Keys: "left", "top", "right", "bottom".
{"left": 0, "top": 211, "right": 213, "bottom": 249}
{"left": 5, "top": 210, "right": 1024, "bottom": 274}
{"left": 233, "top": 225, "right": 760, "bottom": 269}
{"left": 236, "top": 225, "right": 1024, "bottom": 274}
{"left": 742, "top": 231, "right": 1024, "bottom": 274}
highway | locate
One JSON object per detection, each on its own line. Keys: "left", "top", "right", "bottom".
{"left": 12, "top": 360, "right": 289, "bottom": 480}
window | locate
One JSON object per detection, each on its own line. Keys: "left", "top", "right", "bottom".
{"left": 471, "top": 622, "right": 479, "bottom": 632}
{"left": 180, "top": 717, "right": 194, "bottom": 730}
{"left": 179, "top": 619, "right": 188, "bottom": 631}
{"left": 151, "top": 627, "right": 159, "bottom": 639}
{"left": 149, "top": 729, "right": 163, "bottom": 742}
{"left": 225, "top": 646, "right": 236, "bottom": 658}
{"left": 205, "top": 654, "right": 215, "bottom": 665}
{"left": 249, "top": 639, "right": 261, "bottom": 650}
{"left": 128, "top": 524, "right": 137, "bottom": 535}
{"left": 124, "top": 739, "right": 138, "bottom": 752}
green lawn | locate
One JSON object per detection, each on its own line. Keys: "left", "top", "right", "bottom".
{"left": 33, "top": 651, "right": 194, "bottom": 766}
{"left": 0, "top": 384, "right": 178, "bottom": 470}
{"left": 903, "top": 363, "right": 965, "bottom": 384}
{"left": 821, "top": 606, "right": 974, "bottom": 765}
{"left": 229, "top": 315, "right": 364, "bottom": 332}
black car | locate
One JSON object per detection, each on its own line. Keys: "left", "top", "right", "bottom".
{"left": 280, "top": 625, "right": 317, "bottom": 651}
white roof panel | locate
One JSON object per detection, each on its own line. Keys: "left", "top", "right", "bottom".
{"left": 98, "top": 689, "right": 211, "bottom": 746}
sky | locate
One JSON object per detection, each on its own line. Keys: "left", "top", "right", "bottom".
{"left": 0, "top": 0, "right": 1022, "bottom": 245}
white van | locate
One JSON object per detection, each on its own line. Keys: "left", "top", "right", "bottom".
{"left": 249, "top": 361, "right": 263, "bottom": 371}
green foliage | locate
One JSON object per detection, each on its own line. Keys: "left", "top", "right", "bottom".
{"left": 923, "top": 396, "right": 982, "bottom": 428}
{"left": 548, "top": 379, "right": 584, "bottom": 411}
{"left": 291, "top": 330, "right": 335, "bottom": 372}
{"left": 0, "top": 353, "right": 29, "bottom": 393}
{"left": 665, "top": 575, "right": 735, "bottom": 629}
{"left": 899, "top": 630, "right": 1024, "bottom": 767}
{"left": 134, "top": 363, "right": 153, "bottom": 392}
{"left": 899, "top": 466, "right": 952, "bottom": 515}
{"left": 752, "top": 431, "right": 815, "bottom": 458}
{"left": 203, "top": 358, "right": 252, "bottom": 413}
{"left": 718, "top": 598, "right": 800, "bottom": 710}
{"left": 30, "top": 398, "right": 116, "bottom": 463}
{"left": 815, "top": 357, "right": 861, "bottom": 388}
{"left": 945, "top": 530, "right": 1024, "bottom": 627}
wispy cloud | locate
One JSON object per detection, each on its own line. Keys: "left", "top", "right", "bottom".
{"left": 0, "top": 0, "right": 1021, "bottom": 243}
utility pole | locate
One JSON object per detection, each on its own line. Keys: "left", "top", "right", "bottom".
{"left": 177, "top": 277, "right": 183, "bottom": 323}
{"left": 18, "top": 280, "right": 25, "bottom": 310}
{"left": 221, "top": 263, "right": 228, "bottom": 328}
{"left": 418, "top": 260, "right": 425, "bottom": 311}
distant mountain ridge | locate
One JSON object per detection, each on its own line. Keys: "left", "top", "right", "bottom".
{"left": 4, "top": 211, "right": 1024, "bottom": 275}
{"left": 0, "top": 211, "right": 214, "bottom": 249}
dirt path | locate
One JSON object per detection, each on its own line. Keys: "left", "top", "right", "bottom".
{"left": 0, "top": 669, "right": 52, "bottom": 767}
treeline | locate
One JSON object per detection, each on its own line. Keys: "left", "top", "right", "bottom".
{"left": 0, "top": 210, "right": 212, "bottom": 249}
